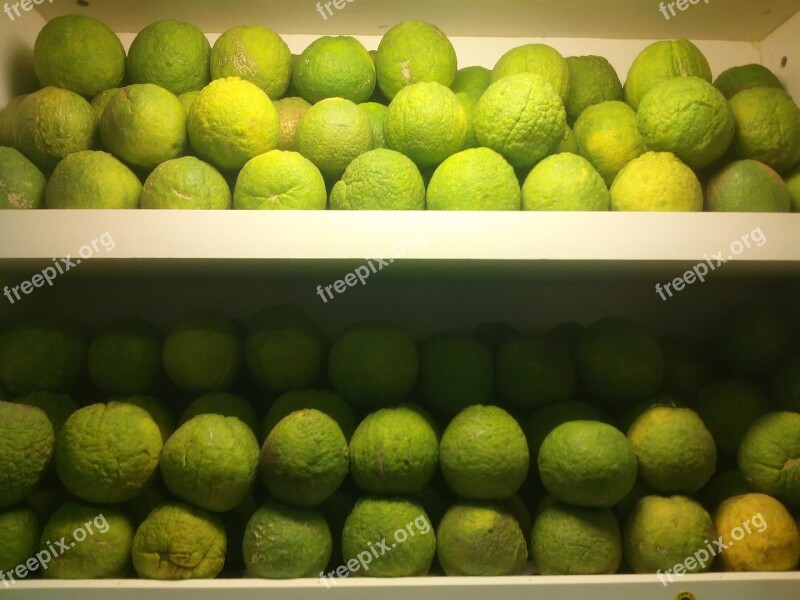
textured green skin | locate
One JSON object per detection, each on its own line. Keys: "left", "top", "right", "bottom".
{"left": 358, "top": 102, "right": 388, "bottom": 150}
{"left": 0, "top": 315, "right": 87, "bottom": 395}
{"left": 556, "top": 125, "right": 579, "bottom": 154}
{"left": 497, "top": 335, "right": 577, "bottom": 407}
{"left": 623, "top": 39, "right": 712, "bottom": 110}
{"left": 538, "top": 420, "right": 637, "bottom": 508}
{"left": 161, "top": 414, "right": 259, "bottom": 512}
{"left": 440, "top": 405, "right": 529, "bottom": 500}
{"left": 659, "top": 334, "right": 715, "bottom": 400}
{"left": 713, "top": 64, "right": 784, "bottom": 100}
{"left": 90, "top": 88, "right": 120, "bottom": 121}
{"left": 328, "top": 322, "right": 418, "bottom": 408}
{"left": 245, "top": 304, "right": 323, "bottom": 391}
{"left": 33, "top": 15, "right": 126, "bottom": 97}
{"left": 376, "top": 21, "right": 457, "bottom": 100}
{"left": 210, "top": 26, "right": 292, "bottom": 99}
{"left": 522, "top": 152, "right": 610, "bottom": 211}
{"left": 178, "top": 91, "right": 200, "bottom": 115}
{"left": 88, "top": 316, "right": 163, "bottom": 395}
{"left": 451, "top": 66, "right": 491, "bottom": 103}
{"left": 610, "top": 151, "right": 703, "bottom": 211}
{"left": 628, "top": 406, "right": 716, "bottom": 493}
{"left": 614, "top": 392, "right": 683, "bottom": 434}
{"left": 243, "top": 501, "right": 331, "bottom": 578}
{"left": 293, "top": 36, "right": 376, "bottom": 104}
{"left": 786, "top": 166, "right": 800, "bottom": 212}
{"left": 45, "top": 150, "right": 142, "bottom": 209}
{"left": 0, "top": 95, "right": 27, "bottom": 147}
{"left": 523, "top": 401, "right": 601, "bottom": 465}
{"left": 772, "top": 355, "right": 800, "bottom": 412}
{"left": 141, "top": 156, "right": 231, "bottom": 210}
{"left": 127, "top": 20, "right": 211, "bottom": 96}
{"left": 717, "top": 304, "right": 794, "bottom": 378}
{"left": 162, "top": 310, "right": 242, "bottom": 393}
{"left": 116, "top": 395, "right": 176, "bottom": 444}
{"left": 0, "top": 146, "right": 46, "bottom": 209}
{"left": 564, "top": 55, "right": 623, "bottom": 123}
{"left": 738, "top": 412, "right": 800, "bottom": 507}
{"left": 457, "top": 93, "right": 478, "bottom": 150}
{"left": 575, "top": 316, "right": 665, "bottom": 405}
{"left": 705, "top": 159, "right": 791, "bottom": 212}
{"left": 491, "top": 44, "right": 570, "bottom": 102}
{"left": 260, "top": 409, "right": 348, "bottom": 506}
{"left": 56, "top": 402, "right": 162, "bottom": 503}
{"left": 0, "top": 506, "right": 39, "bottom": 572}
{"left": 342, "top": 497, "right": 435, "bottom": 576}
{"left": 0, "top": 402, "right": 53, "bottom": 507}
{"left": 234, "top": 150, "right": 327, "bottom": 210}
{"left": 274, "top": 97, "right": 311, "bottom": 151}
{"left": 41, "top": 501, "right": 133, "bottom": 579}
{"left": 437, "top": 501, "right": 527, "bottom": 575}
{"left": 261, "top": 389, "right": 357, "bottom": 443}
{"left": 418, "top": 333, "right": 493, "bottom": 416}
{"left": 180, "top": 392, "right": 258, "bottom": 434}
{"left": 14, "top": 391, "right": 78, "bottom": 436}
{"left": 14, "top": 87, "right": 97, "bottom": 172}
{"left": 427, "top": 147, "right": 520, "bottom": 211}
{"left": 532, "top": 502, "right": 622, "bottom": 574}
{"left": 624, "top": 495, "right": 715, "bottom": 573}
{"left": 330, "top": 148, "right": 425, "bottom": 210}
{"left": 132, "top": 502, "right": 226, "bottom": 579}
{"left": 350, "top": 405, "right": 438, "bottom": 494}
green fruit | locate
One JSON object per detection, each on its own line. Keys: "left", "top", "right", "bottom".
{"left": 556, "top": 125, "right": 579, "bottom": 154}
{"left": 610, "top": 151, "right": 703, "bottom": 211}
{"left": 359, "top": 101, "right": 388, "bottom": 149}
{"left": 243, "top": 501, "right": 331, "bottom": 578}
{"left": 564, "top": 55, "right": 623, "bottom": 123}
{"left": 293, "top": 36, "right": 375, "bottom": 104}
{"left": 713, "top": 64, "right": 784, "bottom": 99}
{"left": 700, "top": 469, "right": 751, "bottom": 511}
{"left": 523, "top": 401, "right": 602, "bottom": 466}
{"left": 0, "top": 146, "right": 46, "bottom": 209}
{"left": 522, "top": 152, "right": 610, "bottom": 211}
{"left": 178, "top": 90, "right": 200, "bottom": 115}
{"left": 427, "top": 147, "right": 520, "bottom": 210}
{"left": 45, "top": 150, "right": 142, "bottom": 209}
{"left": 451, "top": 66, "right": 491, "bottom": 103}
{"left": 472, "top": 321, "right": 520, "bottom": 352}
{"left": 614, "top": 392, "right": 684, "bottom": 434}
{"left": 141, "top": 156, "right": 231, "bottom": 210}
{"left": 437, "top": 501, "right": 527, "bottom": 575}
{"left": 234, "top": 150, "right": 327, "bottom": 210}
{"left": 274, "top": 97, "right": 311, "bottom": 151}
{"left": 161, "top": 414, "right": 259, "bottom": 512}
{"left": 456, "top": 92, "right": 479, "bottom": 150}
{"left": 440, "top": 405, "right": 529, "bottom": 500}
{"left": 787, "top": 165, "right": 800, "bottom": 212}
{"left": 491, "top": 44, "right": 570, "bottom": 102}
{"left": 34, "top": 15, "right": 125, "bottom": 97}
{"left": 261, "top": 389, "right": 358, "bottom": 443}
{"left": 330, "top": 148, "right": 425, "bottom": 210}
{"left": 532, "top": 502, "right": 622, "bottom": 574}
{"left": 90, "top": 88, "right": 119, "bottom": 120}
{"left": 659, "top": 335, "right": 716, "bottom": 400}
{"left": 539, "top": 420, "right": 638, "bottom": 508}
{"left": 0, "top": 401, "right": 54, "bottom": 507}
{"left": 260, "top": 409, "right": 349, "bottom": 506}
{"left": 132, "top": 502, "right": 226, "bottom": 579}
{"left": 118, "top": 394, "right": 175, "bottom": 444}
{"left": 13, "top": 391, "right": 78, "bottom": 436}
{"left": 56, "top": 402, "right": 162, "bottom": 503}
{"left": 772, "top": 355, "right": 800, "bottom": 412}
{"left": 705, "top": 159, "right": 791, "bottom": 212}
{"left": 180, "top": 392, "right": 259, "bottom": 434}
{"left": 0, "top": 94, "right": 27, "bottom": 147}
{"left": 0, "top": 506, "right": 39, "bottom": 573}
{"left": 350, "top": 405, "right": 439, "bottom": 495}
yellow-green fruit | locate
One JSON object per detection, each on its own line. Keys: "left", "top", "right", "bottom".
{"left": 456, "top": 92, "right": 478, "bottom": 150}
{"left": 56, "top": 402, "right": 162, "bottom": 503}
{"left": 623, "top": 39, "right": 712, "bottom": 110}
{"left": 491, "top": 44, "right": 570, "bottom": 102}
{"left": 787, "top": 166, "right": 800, "bottom": 212}
{"left": 141, "top": 156, "right": 231, "bottom": 210}
{"left": 451, "top": 66, "right": 491, "bottom": 103}
{"left": 627, "top": 406, "right": 716, "bottom": 493}
{"left": 117, "top": 394, "right": 175, "bottom": 444}
{"left": 523, "top": 401, "right": 602, "bottom": 466}
{"left": 0, "top": 506, "right": 39, "bottom": 573}
{"left": 714, "top": 64, "right": 785, "bottom": 100}
{"left": 41, "top": 502, "right": 133, "bottom": 579}
{"left": 88, "top": 316, "right": 163, "bottom": 395}
{"left": 0, "top": 401, "right": 54, "bottom": 507}
{"left": 350, "top": 405, "right": 439, "bottom": 495}
{"left": 772, "top": 354, "right": 800, "bottom": 411}
{"left": 245, "top": 304, "right": 324, "bottom": 392}
{"left": 532, "top": 502, "right": 622, "bottom": 574}
{"left": 574, "top": 100, "right": 645, "bottom": 186}
{"left": 437, "top": 501, "right": 527, "bottom": 575}
{"left": 328, "top": 322, "right": 418, "bottom": 408}
{"left": 738, "top": 412, "right": 800, "bottom": 507}
{"left": 178, "top": 90, "right": 200, "bottom": 115}
{"left": 0, "top": 146, "right": 46, "bottom": 209}
{"left": 714, "top": 493, "right": 800, "bottom": 571}
{"left": 522, "top": 152, "right": 609, "bottom": 211}
{"left": 610, "top": 151, "right": 703, "bottom": 211}
{"left": 615, "top": 392, "right": 684, "bottom": 435}
{"left": 0, "top": 94, "right": 26, "bottom": 147}
{"left": 90, "top": 87, "right": 119, "bottom": 120}
{"left": 126, "top": 20, "right": 211, "bottom": 95}
{"left": 330, "top": 148, "right": 425, "bottom": 210}
{"left": 293, "top": 36, "right": 375, "bottom": 103}
{"left": 161, "top": 414, "right": 259, "bottom": 512}
{"left": 210, "top": 25, "right": 292, "bottom": 99}
{"left": 188, "top": 77, "right": 280, "bottom": 171}
{"left": 13, "top": 391, "right": 78, "bottom": 436}
{"left": 716, "top": 303, "right": 794, "bottom": 378}
{"left": 440, "top": 405, "right": 529, "bottom": 500}
{"left": 100, "top": 84, "right": 187, "bottom": 169}
{"left": 624, "top": 495, "right": 715, "bottom": 573}
{"left": 162, "top": 310, "right": 242, "bottom": 393}
{"left": 384, "top": 81, "right": 466, "bottom": 169}
{"left": 376, "top": 21, "right": 457, "bottom": 100}
{"left": 342, "top": 497, "right": 435, "bottom": 576}
{"left": 45, "top": 150, "right": 142, "bottom": 209}
{"left": 637, "top": 76, "right": 735, "bottom": 170}
{"left": 243, "top": 501, "right": 331, "bottom": 578}
{"left": 180, "top": 392, "right": 258, "bottom": 435}
{"left": 0, "top": 314, "right": 87, "bottom": 395}
{"left": 296, "top": 97, "right": 374, "bottom": 180}
{"left": 14, "top": 87, "right": 97, "bottom": 172}
{"left": 427, "top": 147, "right": 520, "bottom": 210}
{"left": 33, "top": 15, "right": 125, "bottom": 97}
{"left": 234, "top": 150, "right": 327, "bottom": 210}
{"left": 274, "top": 97, "right": 311, "bottom": 151}
{"left": 475, "top": 73, "right": 566, "bottom": 169}
{"left": 261, "top": 389, "right": 358, "bottom": 443}
{"left": 359, "top": 101, "right": 388, "bottom": 149}
{"left": 539, "top": 420, "right": 637, "bottom": 508}
{"left": 556, "top": 124, "right": 579, "bottom": 154}
{"left": 260, "top": 409, "right": 349, "bottom": 506}
{"left": 564, "top": 55, "right": 623, "bottom": 123}
{"left": 132, "top": 502, "right": 226, "bottom": 579}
